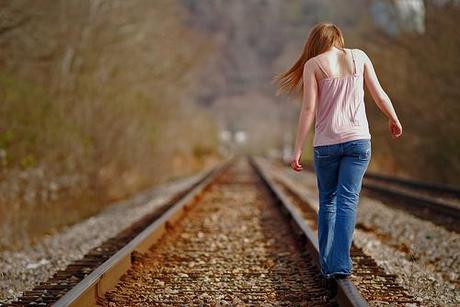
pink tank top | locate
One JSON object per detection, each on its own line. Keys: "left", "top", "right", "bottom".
{"left": 312, "top": 49, "right": 371, "bottom": 147}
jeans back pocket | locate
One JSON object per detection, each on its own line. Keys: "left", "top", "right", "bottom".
{"left": 349, "top": 140, "right": 371, "bottom": 161}
{"left": 314, "top": 145, "right": 333, "bottom": 159}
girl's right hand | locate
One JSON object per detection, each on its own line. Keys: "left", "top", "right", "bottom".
{"left": 290, "top": 151, "right": 303, "bottom": 172}
{"left": 388, "top": 118, "right": 402, "bottom": 138}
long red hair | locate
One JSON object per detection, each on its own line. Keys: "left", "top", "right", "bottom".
{"left": 272, "top": 22, "right": 346, "bottom": 98}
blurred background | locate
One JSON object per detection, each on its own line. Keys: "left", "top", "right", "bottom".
{"left": 0, "top": 0, "right": 459, "bottom": 250}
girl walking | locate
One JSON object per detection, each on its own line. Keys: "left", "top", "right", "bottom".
{"left": 273, "top": 22, "right": 402, "bottom": 284}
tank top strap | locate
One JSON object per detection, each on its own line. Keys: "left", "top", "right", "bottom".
{"left": 350, "top": 49, "right": 357, "bottom": 74}
{"left": 312, "top": 57, "right": 329, "bottom": 78}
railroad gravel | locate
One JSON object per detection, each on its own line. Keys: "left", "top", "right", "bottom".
{"left": 99, "top": 158, "right": 336, "bottom": 306}
{"left": 0, "top": 167, "right": 212, "bottom": 305}
{"left": 267, "top": 159, "right": 460, "bottom": 306}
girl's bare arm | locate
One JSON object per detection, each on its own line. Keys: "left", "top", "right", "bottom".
{"left": 359, "top": 49, "right": 402, "bottom": 138}
{"left": 292, "top": 60, "right": 318, "bottom": 167}
{"left": 360, "top": 49, "right": 400, "bottom": 123}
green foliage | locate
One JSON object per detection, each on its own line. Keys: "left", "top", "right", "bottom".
{"left": 0, "top": 130, "right": 14, "bottom": 150}
{"left": 19, "top": 154, "right": 36, "bottom": 168}
{"left": 0, "top": 72, "right": 60, "bottom": 168}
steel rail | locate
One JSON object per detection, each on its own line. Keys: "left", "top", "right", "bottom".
{"left": 362, "top": 181, "right": 460, "bottom": 219}
{"left": 365, "top": 171, "right": 460, "bottom": 198}
{"left": 52, "top": 157, "right": 233, "bottom": 307}
{"left": 249, "top": 156, "right": 369, "bottom": 307}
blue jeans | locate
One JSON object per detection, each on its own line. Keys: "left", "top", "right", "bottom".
{"left": 313, "top": 138, "right": 371, "bottom": 278}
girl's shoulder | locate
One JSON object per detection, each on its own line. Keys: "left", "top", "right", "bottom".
{"left": 351, "top": 48, "right": 369, "bottom": 61}
{"left": 305, "top": 54, "right": 322, "bottom": 68}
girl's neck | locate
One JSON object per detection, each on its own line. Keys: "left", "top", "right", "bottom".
{"left": 328, "top": 46, "right": 342, "bottom": 52}
{"left": 324, "top": 46, "right": 346, "bottom": 55}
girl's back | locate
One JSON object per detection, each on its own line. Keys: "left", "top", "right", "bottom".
{"left": 310, "top": 48, "right": 371, "bottom": 147}
{"left": 313, "top": 47, "right": 356, "bottom": 80}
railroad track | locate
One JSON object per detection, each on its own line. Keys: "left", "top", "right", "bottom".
{"left": 362, "top": 171, "right": 460, "bottom": 219}
{"left": 5, "top": 156, "right": 420, "bottom": 306}
{"left": 97, "top": 156, "right": 339, "bottom": 306}
{"left": 365, "top": 171, "right": 460, "bottom": 199}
